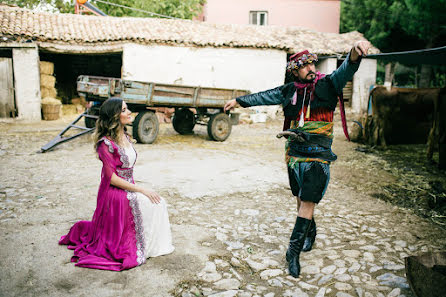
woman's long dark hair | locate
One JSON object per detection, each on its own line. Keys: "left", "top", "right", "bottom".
{"left": 93, "top": 97, "right": 126, "bottom": 150}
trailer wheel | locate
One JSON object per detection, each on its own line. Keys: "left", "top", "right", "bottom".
{"left": 84, "top": 106, "right": 99, "bottom": 128}
{"left": 133, "top": 111, "right": 159, "bottom": 144}
{"left": 172, "top": 108, "right": 195, "bottom": 134}
{"left": 207, "top": 113, "right": 232, "bottom": 141}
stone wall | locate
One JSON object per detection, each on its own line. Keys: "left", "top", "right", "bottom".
{"left": 122, "top": 44, "right": 286, "bottom": 93}
{"left": 12, "top": 45, "right": 41, "bottom": 121}
{"left": 317, "top": 58, "right": 337, "bottom": 75}
{"left": 352, "top": 58, "right": 377, "bottom": 114}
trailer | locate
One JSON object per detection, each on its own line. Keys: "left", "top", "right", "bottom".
{"left": 40, "top": 76, "right": 249, "bottom": 152}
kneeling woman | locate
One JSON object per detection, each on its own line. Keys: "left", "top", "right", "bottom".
{"left": 59, "top": 97, "right": 174, "bottom": 271}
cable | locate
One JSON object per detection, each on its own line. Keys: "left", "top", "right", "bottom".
{"left": 91, "top": 0, "right": 182, "bottom": 19}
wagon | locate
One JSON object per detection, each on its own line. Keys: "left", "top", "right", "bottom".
{"left": 40, "top": 76, "right": 249, "bottom": 152}
{"left": 78, "top": 75, "right": 249, "bottom": 143}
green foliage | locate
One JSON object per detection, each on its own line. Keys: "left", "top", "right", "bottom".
{"left": 396, "top": 0, "right": 446, "bottom": 47}
{"left": 133, "top": 0, "right": 205, "bottom": 19}
{"left": 431, "top": 69, "right": 446, "bottom": 88}
{"left": 7, "top": 0, "right": 206, "bottom": 19}
{"left": 375, "top": 61, "right": 446, "bottom": 88}
{"left": 341, "top": 0, "right": 446, "bottom": 52}
{"left": 4, "top": 0, "right": 72, "bottom": 13}
{"left": 93, "top": 0, "right": 131, "bottom": 17}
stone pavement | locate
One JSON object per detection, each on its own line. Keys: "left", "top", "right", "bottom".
{"left": 0, "top": 117, "right": 445, "bottom": 297}
{"left": 168, "top": 184, "right": 445, "bottom": 297}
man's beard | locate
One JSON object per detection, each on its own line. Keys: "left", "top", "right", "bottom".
{"left": 299, "top": 76, "right": 315, "bottom": 84}
{"left": 300, "top": 77, "right": 315, "bottom": 83}
{"left": 297, "top": 71, "right": 316, "bottom": 83}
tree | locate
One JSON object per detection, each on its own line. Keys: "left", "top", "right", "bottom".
{"left": 394, "top": 0, "right": 446, "bottom": 48}
{"left": 4, "top": 0, "right": 71, "bottom": 13}
{"left": 341, "top": 0, "right": 446, "bottom": 87}
{"left": 131, "top": 0, "right": 206, "bottom": 19}
{"left": 6, "top": 0, "right": 206, "bottom": 19}
{"left": 341, "top": 0, "right": 446, "bottom": 52}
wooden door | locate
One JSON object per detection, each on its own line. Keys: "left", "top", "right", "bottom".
{"left": 0, "top": 58, "right": 15, "bottom": 118}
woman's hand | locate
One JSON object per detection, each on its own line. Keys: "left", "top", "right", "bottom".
{"left": 110, "top": 173, "right": 161, "bottom": 204}
{"left": 141, "top": 189, "right": 161, "bottom": 204}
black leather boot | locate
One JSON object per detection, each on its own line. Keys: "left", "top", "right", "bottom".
{"left": 285, "top": 216, "right": 312, "bottom": 278}
{"left": 302, "top": 218, "right": 316, "bottom": 252}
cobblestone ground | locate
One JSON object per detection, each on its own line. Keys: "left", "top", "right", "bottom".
{"left": 0, "top": 115, "right": 445, "bottom": 297}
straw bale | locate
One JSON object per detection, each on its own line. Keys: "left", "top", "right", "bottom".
{"left": 39, "top": 61, "right": 54, "bottom": 75}
{"left": 41, "top": 97, "right": 62, "bottom": 105}
{"left": 41, "top": 87, "right": 57, "bottom": 99}
{"left": 40, "top": 74, "right": 56, "bottom": 88}
{"left": 61, "top": 104, "right": 77, "bottom": 115}
{"left": 71, "top": 97, "right": 87, "bottom": 107}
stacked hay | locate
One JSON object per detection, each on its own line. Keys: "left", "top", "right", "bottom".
{"left": 40, "top": 61, "right": 57, "bottom": 99}
{"left": 70, "top": 97, "right": 88, "bottom": 114}
{"left": 40, "top": 61, "right": 63, "bottom": 120}
{"left": 41, "top": 97, "right": 62, "bottom": 121}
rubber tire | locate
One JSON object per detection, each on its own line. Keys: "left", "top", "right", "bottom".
{"left": 207, "top": 113, "right": 232, "bottom": 141}
{"left": 172, "top": 108, "right": 195, "bottom": 135}
{"left": 84, "top": 106, "right": 99, "bottom": 128}
{"left": 133, "top": 111, "right": 159, "bottom": 144}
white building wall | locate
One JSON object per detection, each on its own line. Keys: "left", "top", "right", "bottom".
{"left": 352, "top": 58, "right": 377, "bottom": 114}
{"left": 122, "top": 44, "right": 286, "bottom": 93}
{"left": 12, "top": 46, "right": 41, "bottom": 121}
{"left": 317, "top": 58, "right": 337, "bottom": 75}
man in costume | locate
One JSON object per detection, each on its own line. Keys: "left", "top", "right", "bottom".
{"left": 224, "top": 41, "right": 371, "bottom": 278}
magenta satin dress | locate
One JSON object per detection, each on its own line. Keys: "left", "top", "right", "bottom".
{"left": 59, "top": 137, "right": 173, "bottom": 271}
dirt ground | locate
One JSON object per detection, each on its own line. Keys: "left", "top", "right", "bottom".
{"left": 0, "top": 112, "right": 445, "bottom": 297}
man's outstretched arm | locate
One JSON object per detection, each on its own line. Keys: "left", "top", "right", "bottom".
{"left": 330, "top": 41, "right": 371, "bottom": 94}
{"left": 224, "top": 86, "right": 287, "bottom": 112}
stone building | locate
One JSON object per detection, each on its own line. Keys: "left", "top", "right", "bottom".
{"left": 0, "top": 4, "right": 378, "bottom": 121}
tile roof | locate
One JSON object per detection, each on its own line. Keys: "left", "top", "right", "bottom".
{"left": 0, "top": 4, "right": 380, "bottom": 55}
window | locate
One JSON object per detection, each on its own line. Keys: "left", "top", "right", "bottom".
{"left": 249, "top": 11, "right": 268, "bottom": 26}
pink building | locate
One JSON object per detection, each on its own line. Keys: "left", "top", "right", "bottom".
{"left": 197, "top": 0, "right": 340, "bottom": 33}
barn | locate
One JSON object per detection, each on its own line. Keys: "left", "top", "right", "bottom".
{"left": 0, "top": 4, "right": 379, "bottom": 122}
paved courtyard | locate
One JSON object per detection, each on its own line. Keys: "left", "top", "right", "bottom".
{"left": 0, "top": 115, "right": 445, "bottom": 297}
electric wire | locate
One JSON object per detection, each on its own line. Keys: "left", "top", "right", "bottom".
{"left": 92, "top": 0, "right": 182, "bottom": 19}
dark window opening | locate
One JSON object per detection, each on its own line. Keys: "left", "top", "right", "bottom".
{"left": 0, "top": 49, "right": 13, "bottom": 58}
{"left": 39, "top": 52, "right": 122, "bottom": 104}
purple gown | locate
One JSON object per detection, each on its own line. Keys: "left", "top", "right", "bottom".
{"left": 59, "top": 137, "right": 173, "bottom": 271}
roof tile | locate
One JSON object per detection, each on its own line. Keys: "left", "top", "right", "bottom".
{"left": 0, "top": 4, "right": 379, "bottom": 55}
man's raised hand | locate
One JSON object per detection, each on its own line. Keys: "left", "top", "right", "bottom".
{"left": 351, "top": 40, "right": 371, "bottom": 61}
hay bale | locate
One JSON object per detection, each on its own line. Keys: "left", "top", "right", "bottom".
{"left": 41, "top": 97, "right": 61, "bottom": 105}
{"left": 40, "top": 74, "right": 56, "bottom": 88}
{"left": 41, "top": 87, "right": 57, "bottom": 99}
{"left": 61, "top": 104, "right": 78, "bottom": 115}
{"left": 41, "top": 97, "right": 61, "bottom": 120}
{"left": 39, "top": 61, "right": 54, "bottom": 75}
{"left": 70, "top": 97, "right": 87, "bottom": 107}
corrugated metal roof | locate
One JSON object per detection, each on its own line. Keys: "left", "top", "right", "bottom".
{"left": 0, "top": 4, "right": 380, "bottom": 55}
